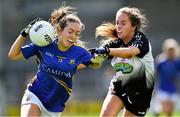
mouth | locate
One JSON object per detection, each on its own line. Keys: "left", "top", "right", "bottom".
{"left": 117, "top": 31, "right": 123, "bottom": 36}
{"left": 117, "top": 30, "right": 122, "bottom": 34}
{"left": 67, "top": 39, "right": 77, "bottom": 44}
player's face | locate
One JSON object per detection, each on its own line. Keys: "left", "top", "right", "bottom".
{"left": 58, "top": 22, "right": 81, "bottom": 48}
{"left": 115, "top": 12, "right": 136, "bottom": 41}
{"left": 167, "top": 48, "right": 176, "bottom": 60}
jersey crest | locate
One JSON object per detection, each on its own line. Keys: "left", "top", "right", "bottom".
{"left": 114, "top": 62, "right": 133, "bottom": 74}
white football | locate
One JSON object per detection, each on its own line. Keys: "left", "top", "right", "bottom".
{"left": 29, "top": 20, "right": 55, "bottom": 46}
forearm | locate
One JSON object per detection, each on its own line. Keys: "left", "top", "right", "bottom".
{"left": 109, "top": 48, "right": 132, "bottom": 58}
{"left": 8, "top": 34, "right": 26, "bottom": 60}
{"left": 109, "top": 46, "right": 140, "bottom": 58}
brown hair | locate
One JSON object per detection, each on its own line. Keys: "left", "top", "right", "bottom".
{"left": 96, "top": 7, "right": 148, "bottom": 42}
{"left": 50, "top": 3, "right": 85, "bottom": 47}
{"left": 50, "top": 4, "right": 84, "bottom": 31}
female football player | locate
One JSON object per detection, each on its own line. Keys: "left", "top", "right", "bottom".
{"left": 8, "top": 4, "right": 102, "bottom": 117}
{"left": 91, "top": 7, "right": 155, "bottom": 116}
{"left": 154, "top": 38, "right": 180, "bottom": 117}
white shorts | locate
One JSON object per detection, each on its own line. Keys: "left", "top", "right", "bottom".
{"left": 153, "top": 89, "right": 178, "bottom": 113}
{"left": 21, "top": 89, "right": 62, "bottom": 117}
{"left": 156, "top": 90, "right": 178, "bottom": 102}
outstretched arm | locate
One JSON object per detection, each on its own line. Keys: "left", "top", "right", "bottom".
{"left": 77, "top": 53, "right": 106, "bottom": 69}
{"left": 109, "top": 46, "right": 140, "bottom": 58}
{"left": 92, "top": 46, "right": 140, "bottom": 58}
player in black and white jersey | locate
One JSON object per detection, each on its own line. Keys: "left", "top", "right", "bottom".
{"left": 90, "top": 7, "right": 154, "bottom": 116}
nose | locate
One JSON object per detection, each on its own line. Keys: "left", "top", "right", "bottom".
{"left": 117, "top": 24, "right": 121, "bottom": 30}
{"left": 71, "top": 33, "right": 77, "bottom": 39}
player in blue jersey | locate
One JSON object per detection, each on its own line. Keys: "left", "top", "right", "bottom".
{"left": 154, "top": 38, "right": 180, "bottom": 117}
{"left": 89, "top": 7, "right": 154, "bottom": 116}
{"left": 8, "top": 4, "right": 102, "bottom": 117}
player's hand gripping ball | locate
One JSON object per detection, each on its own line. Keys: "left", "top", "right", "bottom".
{"left": 29, "top": 20, "right": 55, "bottom": 46}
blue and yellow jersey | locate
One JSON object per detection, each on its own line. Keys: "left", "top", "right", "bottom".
{"left": 21, "top": 39, "right": 93, "bottom": 112}
{"left": 156, "top": 59, "right": 180, "bottom": 93}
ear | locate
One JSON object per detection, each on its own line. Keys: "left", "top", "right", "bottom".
{"left": 131, "top": 25, "right": 136, "bottom": 32}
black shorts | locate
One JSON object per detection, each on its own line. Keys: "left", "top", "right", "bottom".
{"left": 110, "top": 78, "right": 154, "bottom": 116}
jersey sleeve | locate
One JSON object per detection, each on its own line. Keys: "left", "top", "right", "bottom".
{"left": 155, "top": 61, "right": 161, "bottom": 73}
{"left": 103, "top": 39, "right": 122, "bottom": 59}
{"left": 175, "top": 59, "right": 180, "bottom": 71}
{"left": 21, "top": 43, "right": 39, "bottom": 59}
{"left": 104, "top": 39, "right": 121, "bottom": 48}
{"left": 80, "top": 49, "right": 93, "bottom": 67}
{"left": 132, "top": 33, "right": 149, "bottom": 58}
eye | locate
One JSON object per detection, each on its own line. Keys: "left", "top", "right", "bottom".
{"left": 68, "top": 31, "right": 73, "bottom": 34}
{"left": 121, "top": 20, "right": 127, "bottom": 25}
{"left": 121, "top": 22, "right": 126, "bottom": 25}
{"left": 116, "top": 21, "right": 119, "bottom": 25}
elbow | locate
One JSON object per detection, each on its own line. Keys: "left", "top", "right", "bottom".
{"left": 8, "top": 52, "right": 14, "bottom": 60}
{"left": 8, "top": 52, "right": 18, "bottom": 60}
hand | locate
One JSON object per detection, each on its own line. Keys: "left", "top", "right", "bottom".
{"left": 88, "top": 48, "right": 97, "bottom": 55}
{"left": 89, "top": 47, "right": 110, "bottom": 55}
{"left": 90, "top": 54, "right": 107, "bottom": 64}
{"left": 20, "top": 17, "right": 41, "bottom": 37}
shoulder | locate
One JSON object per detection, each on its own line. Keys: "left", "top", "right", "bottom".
{"left": 41, "top": 38, "right": 58, "bottom": 48}
{"left": 104, "top": 39, "right": 123, "bottom": 48}
{"left": 155, "top": 53, "right": 167, "bottom": 64}
{"left": 72, "top": 45, "right": 86, "bottom": 50}
{"left": 72, "top": 45, "right": 89, "bottom": 53}
{"left": 174, "top": 58, "right": 180, "bottom": 64}
{"left": 134, "top": 31, "right": 149, "bottom": 43}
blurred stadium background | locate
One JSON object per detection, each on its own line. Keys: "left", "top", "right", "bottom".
{"left": 0, "top": 0, "right": 180, "bottom": 116}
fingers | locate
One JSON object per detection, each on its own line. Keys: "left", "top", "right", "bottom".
{"left": 91, "top": 56, "right": 104, "bottom": 63}
{"left": 98, "top": 54, "right": 108, "bottom": 58}
{"left": 21, "top": 17, "right": 42, "bottom": 37}
{"left": 88, "top": 48, "right": 97, "bottom": 55}
{"left": 29, "top": 17, "right": 41, "bottom": 25}
{"left": 89, "top": 47, "right": 110, "bottom": 55}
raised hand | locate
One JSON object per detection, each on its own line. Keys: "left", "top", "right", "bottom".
{"left": 21, "top": 17, "right": 41, "bottom": 37}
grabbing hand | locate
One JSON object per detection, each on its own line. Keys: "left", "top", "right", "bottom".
{"left": 88, "top": 48, "right": 97, "bottom": 55}
{"left": 21, "top": 18, "right": 41, "bottom": 37}
{"left": 89, "top": 47, "right": 110, "bottom": 55}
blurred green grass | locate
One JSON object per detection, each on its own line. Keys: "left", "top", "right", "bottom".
{"left": 62, "top": 101, "right": 180, "bottom": 117}
{"left": 5, "top": 101, "right": 180, "bottom": 116}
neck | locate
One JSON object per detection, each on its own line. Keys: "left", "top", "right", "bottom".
{"left": 123, "top": 32, "right": 135, "bottom": 45}
{"left": 57, "top": 40, "right": 70, "bottom": 51}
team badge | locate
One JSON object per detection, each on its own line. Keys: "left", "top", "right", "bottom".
{"left": 69, "top": 59, "right": 75, "bottom": 65}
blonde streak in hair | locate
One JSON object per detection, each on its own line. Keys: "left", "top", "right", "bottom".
{"left": 100, "top": 39, "right": 112, "bottom": 47}
{"left": 96, "top": 22, "right": 117, "bottom": 40}
{"left": 50, "top": 11, "right": 59, "bottom": 26}
{"left": 96, "top": 22, "right": 117, "bottom": 47}
{"left": 51, "top": 5, "right": 76, "bottom": 25}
